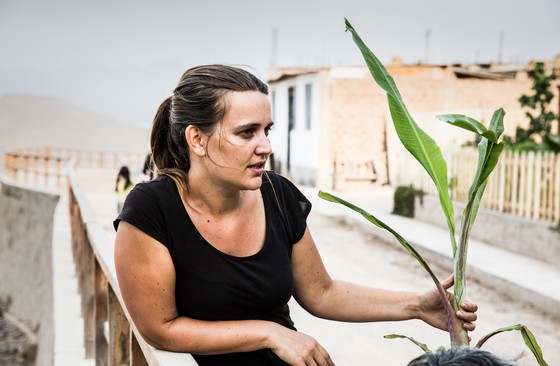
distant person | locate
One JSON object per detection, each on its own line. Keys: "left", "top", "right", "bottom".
{"left": 140, "top": 153, "right": 154, "bottom": 182}
{"left": 113, "top": 64, "right": 478, "bottom": 366}
{"left": 407, "top": 346, "right": 517, "bottom": 366}
{"left": 115, "top": 165, "right": 134, "bottom": 213}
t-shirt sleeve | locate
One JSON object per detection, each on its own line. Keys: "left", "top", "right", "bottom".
{"left": 267, "top": 171, "right": 312, "bottom": 244}
{"left": 113, "top": 183, "right": 168, "bottom": 246}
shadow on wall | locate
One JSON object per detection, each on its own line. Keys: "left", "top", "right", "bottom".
{"left": 0, "top": 179, "right": 60, "bottom": 366}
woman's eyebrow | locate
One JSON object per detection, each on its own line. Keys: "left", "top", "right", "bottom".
{"left": 233, "top": 122, "right": 274, "bottom": 131}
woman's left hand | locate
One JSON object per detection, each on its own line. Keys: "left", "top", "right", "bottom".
{"left": 418, "top": 274, "right": 478, "bottom": 332}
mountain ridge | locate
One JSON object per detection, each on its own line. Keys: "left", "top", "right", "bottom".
{"left": 0, "top": 94, "right": 150, "bottom": 152}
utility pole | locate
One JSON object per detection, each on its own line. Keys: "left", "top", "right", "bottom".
{"left": 270, "top": 27, "right": 278, "bottom": 68}
{"left": 498, "top": 30, "right": 504, "bottom": 64}
{"left": 424, "top": 28, "right": 431, "bottom": 64}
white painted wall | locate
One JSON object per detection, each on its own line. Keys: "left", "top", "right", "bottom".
{"left": 269, "top": 73, "right": 322, "bottom": 184}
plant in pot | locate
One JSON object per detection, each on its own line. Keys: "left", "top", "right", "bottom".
{"left": 317, "top": 18, "right": 549, "bottom": 366}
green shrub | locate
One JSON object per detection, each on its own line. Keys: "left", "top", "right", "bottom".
{"left": 392, "top": 185, "right": 422, "bottom": 217}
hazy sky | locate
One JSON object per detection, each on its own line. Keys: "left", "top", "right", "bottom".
{"left": 1, "top": 0, "right": 559, "bottom": 126}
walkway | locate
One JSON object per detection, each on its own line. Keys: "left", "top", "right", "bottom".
{"left": 52, "top": 190, "right": 93, "bottom": 366}
{"left": 300, "top": 186, "right": 560, "bottom": 318}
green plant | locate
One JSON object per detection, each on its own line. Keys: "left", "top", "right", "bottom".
{"left": 392, "top": 185, "right": 423, "bottom": 218}
{"left": 317, "top": 18, "right": 549, "bottom": 365}
{"left": 504, "top": 61, "right": 558, "bottom": 152}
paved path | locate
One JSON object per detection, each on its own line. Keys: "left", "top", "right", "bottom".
{"left": 53, "top": 191, "right": 94, "bottom": 366}
{"left": 300, "top": 186, "right": 560, "bottom": 319}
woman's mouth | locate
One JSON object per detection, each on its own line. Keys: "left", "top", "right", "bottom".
{"left": 248, "top": 162, "right": 265, "bottom": 170}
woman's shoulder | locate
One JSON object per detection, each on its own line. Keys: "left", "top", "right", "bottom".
{"left": 263, "top": 170, "right": 302, "bottom": 194}
{"left": 125, "top": 175, "right": 176, "bottom": 203}
{"left": 263, "top": 171, "right": 310, "bottom": 209}
{"left": 134, "top": 175, "right": 174, "bottom": 192}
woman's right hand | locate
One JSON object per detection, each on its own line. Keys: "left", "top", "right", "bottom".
{"left": 267, "top": 324, "right": 335, "bottom": 366}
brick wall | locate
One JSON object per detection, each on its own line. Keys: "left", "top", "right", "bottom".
{"left": 323, "top": 65, "right": 539, "bottom": 189}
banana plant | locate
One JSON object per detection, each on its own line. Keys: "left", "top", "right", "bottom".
{"left": 317, "top": 18, "right": 548, "bottom": 365}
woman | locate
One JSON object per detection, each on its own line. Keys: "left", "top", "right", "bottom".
{"left": 115, "top": 165, "right": 134, "bottom": 213}
{"left": 114, "top": 64, "right": 477, "bottom": 366}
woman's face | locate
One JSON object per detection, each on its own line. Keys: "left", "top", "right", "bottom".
{"left": 203, "top": 90, "right": 273, "bottom": 191}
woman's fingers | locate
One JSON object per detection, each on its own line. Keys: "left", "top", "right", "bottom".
{"left": 315, "top": 343, "right": 335, "bottom": 366}
{"left": 461, "top": 300, "right": 478, "bottom": 313}
{"left": 440, "top": 274, "right": 454, "bottom": 290}
{"left": 457, "top": 301, "right": 478, "bottom": 330}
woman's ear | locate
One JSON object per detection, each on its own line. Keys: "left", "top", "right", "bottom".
{"left": 185, "top": 125, "right": 206, "bottom": 157}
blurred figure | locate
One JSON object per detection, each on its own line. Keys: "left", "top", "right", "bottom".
{"left": 140, "top": 153, "right": 154, "bottom": 182}
{"left": 407, "top": 347, "right": 517, "bottom": 366}
{"left": 115, "top": 165, "right": 134, "bottom": 213}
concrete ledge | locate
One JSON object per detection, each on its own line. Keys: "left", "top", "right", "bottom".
{"left": 415, "top": 195, "right": 560, "bottom": 267}
{"left": 0, "top": 178, "right": 60, "bottom": 366}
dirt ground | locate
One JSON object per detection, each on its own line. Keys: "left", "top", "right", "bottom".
{"left": 289, "top": 212, "right": 560, "bottom": 366}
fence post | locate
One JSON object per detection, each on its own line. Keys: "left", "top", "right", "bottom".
{"left": 555, "top": 153, "right": 560, "bottom": 223}
{"left": 95, "top": 259, "right": 109, "bottom": 366}
{"left": 533, "top": 152, "right": 542, "bottom": 219}
{"left": 109, "top": 287, "right": 130, "bottom": 366}
{"left": 131, "top": 333, "right": 149, "bottom": 366}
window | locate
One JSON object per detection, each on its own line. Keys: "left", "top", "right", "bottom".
{"left": 305, "top": 83, "right": 312, "bottom": 130}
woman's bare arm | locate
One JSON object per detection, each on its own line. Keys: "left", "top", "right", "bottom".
{"left": 291, "top": 227, "right": 477, "bottom": 330}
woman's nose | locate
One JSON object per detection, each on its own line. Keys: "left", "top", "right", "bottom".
{"left": 256, "top": 134, "right": 272, "bottom": 156}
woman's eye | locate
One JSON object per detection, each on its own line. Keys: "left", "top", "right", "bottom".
{"left": 240, "top": 130, "right": 255, "bottom": 138}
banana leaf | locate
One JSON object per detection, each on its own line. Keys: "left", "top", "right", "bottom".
{"left": 436, "top": 114, "right": 498, "bottom": 143}
{"left": 449, "top": 110, "right": 505, "bottom": 304}
{"left": 383, "top": 334, "right": 432, "bottom": 353}
{"left": 475, "top": 324, "right": 548, "bottom": 366}
{"left": 344, "top": 18, "right": 457, "bottom": 256}
{"left": 318, "top": 190, "right": 465, "bottom": 345}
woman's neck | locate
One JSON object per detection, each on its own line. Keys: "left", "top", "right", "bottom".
{"left": 181, "top": 170, "right": 245, "bottom": 217}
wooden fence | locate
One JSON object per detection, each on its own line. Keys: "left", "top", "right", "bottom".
{"left": 2, "top": 148, "right": 197, "bottom": 366}
{"left": 397, "top": 147, "right": 560, "bottom": 223}
{"left": 68, "top": 167, "right": 198, "bottom": 366}
{"left": 3, "top": 147, "right": 147, "bottom": 189}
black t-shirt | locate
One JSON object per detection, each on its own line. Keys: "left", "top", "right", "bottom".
{"left": 114, "top": 171, "right": 312, "bottom": 366}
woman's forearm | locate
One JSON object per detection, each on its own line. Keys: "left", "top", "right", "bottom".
{"left": 298, "top": 280, "right": 421, "bottom": 323}
{"left": 144, "top": 317, "right": 277, "bottom": 354}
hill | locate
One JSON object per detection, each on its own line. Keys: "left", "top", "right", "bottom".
{"left": 0, "top": 94, "right": 150, "bottom": 152}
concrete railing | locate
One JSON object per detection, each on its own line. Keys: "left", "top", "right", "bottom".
{"left": 2, "top": 148, "right": 199, "bottom": 366}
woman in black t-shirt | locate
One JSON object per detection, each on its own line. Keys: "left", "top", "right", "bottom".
{"left": 113, "top": 64, "right": 477, "bottom": 366}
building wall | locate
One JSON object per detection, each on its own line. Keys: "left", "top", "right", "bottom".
{"left": 269, "top": 73, "right": 322, "bottom": 186}
{"left": 324, "top": 68, "right": 389, "bottom": 189}
{"left": 385, "top": 65, "right": 532, "bottom": 185}
{"left": 269, "top": 64, "right": 550, "bottom": 190}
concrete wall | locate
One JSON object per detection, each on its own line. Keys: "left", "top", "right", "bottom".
{"left": 0, "top": 179, "right": 60, "bottom": 366}
{"left": 414, "top": 194, "right": 560, "bottom": 267}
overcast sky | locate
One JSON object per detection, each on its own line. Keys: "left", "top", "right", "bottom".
{"left": 1, "top": 0, "right": 559, "bottom": 126}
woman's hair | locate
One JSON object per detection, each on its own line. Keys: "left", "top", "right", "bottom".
{"left": 115, "top": 166, "right": 133, "bottom": 192}
{"left": 407, "top": 347, "right": 517, "bottom": 366}
{"left": 150, "top": 64, "right": 269, "bottom": 190}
